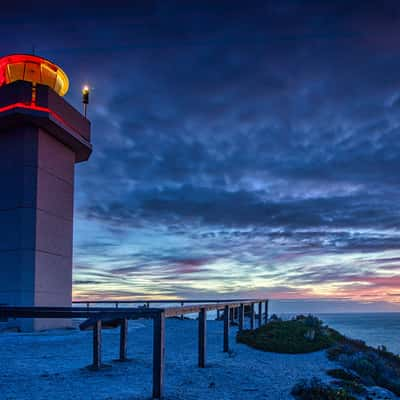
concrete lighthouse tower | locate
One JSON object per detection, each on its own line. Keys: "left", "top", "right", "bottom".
{"left": 0, "top": 54, "right": 92, "bottom": 330}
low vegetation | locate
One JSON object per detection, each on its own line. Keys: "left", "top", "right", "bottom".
{"left": 327, "top": 340, "right": 400, "bottom": 396}
{"left": 237, "top": 314, "right": 400, "bottom": 399}
{"left": 291, "top": 377, "right": 356, "bottom": 400}
{"left": 236, "top": 314, "right": 340, "bottom": 354}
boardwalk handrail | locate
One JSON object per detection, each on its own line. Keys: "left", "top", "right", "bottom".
{"left": 0, "top": 298, "right": 269, "bottom": 399}
{"left": 72, "top": 298, "right": 255, "bottom": 304}
{"left": 72, "top": 298, "right": 256, "bottom": 311}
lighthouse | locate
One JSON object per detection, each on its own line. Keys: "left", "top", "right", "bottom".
{"left": 0, "top": 54, "right": 92, "bottom": 330}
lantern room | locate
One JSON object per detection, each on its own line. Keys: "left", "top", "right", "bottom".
{"left": 0, "top": 54, "right": 69, "bottom": 96}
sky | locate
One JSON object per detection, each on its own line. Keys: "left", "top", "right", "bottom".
{"left": 2, "top": 1, "right": 400, "bottom": 312}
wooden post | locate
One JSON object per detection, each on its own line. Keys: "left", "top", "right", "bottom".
{"left": 181, "top": 301, "right": 184, "bottom": 320}
{"left": 153, "top": 312, "right": 165, "bottom": 399}
{"left": 239, "top": 304, "right": 244, "bottom": 331}
{"left": 217, "top": 309, "right": 220, "bottom": 320}
{"left": 264, "top": 300, "right": 269, "bottom": 325}
{"left": 229, "top": 307, "right": 234, "bottom": 324}
{"left": 198, "top": 308, "right": 206, "bottom": 368}
{"left": 223, "top": 305, "right": 230, "bottom": 352}
{"left": 250, "top": 303, "right": 255, "bottom": 330}
{"left": 258, "top": 302, "right": 262, "bottom": 328}
{"left": 119, "top": 318, "right": 128, "bottom": 361}
{"left": 93, "top": 319, "right": 102, "bottom": 370}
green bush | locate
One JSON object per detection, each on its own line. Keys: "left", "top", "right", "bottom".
{"left": 328, "top": 342, "right": 400, "bottom": 396}
{"left": 237, "top": 316, "right": 338, "bottom": 354}
{"left": 269, "top": 313, "right": 281, "bottom": 321}
{"left": 326, "top": 369, "right": 360, "bottom": 383}
{"left": 336, "top": 379, "right": 366, "bottom": 395}
{"left": 327, "top": 369, "right": 366, "bottom": 395}
{"left": 291, "top": 377, "right": 356, "bottom": 400}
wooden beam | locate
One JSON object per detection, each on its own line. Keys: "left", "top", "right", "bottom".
{"left": 223, "top": 305, "right": 230, "bottom": 352}
{"left": 198, "top": 308, "right": 206, "bottom": 368}
{"left": 0, "top": 307, "right": 162, "bottom": 321}
{"left": 250, "top": 303, "right": 255, "bottom": 330}
{"left": 164, "top": 303, "right": 234, "bottom": 317}
{"left": 93, "top": 320, "right": 102, "bottom": 370}
{"left": 74, "top": 298, "right": 257, "bottom": 305}
{"left": 264, "top": 300, "right": 269, "bottom": 325}
{"left": 152, "top": 312, "right": 165, "bottom": 399}
{"left": 258, "top": 302, "right": 262, "bottom": 328}
{"left": 238, "top": 304, "right": 244, "bottom": 331}
{"left": 119, "top": 318, "right": 128, "bottom": 361}
{"left": 80, "top": 317, "right": 122, "bottom": 331}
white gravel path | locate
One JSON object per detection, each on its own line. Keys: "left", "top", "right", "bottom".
{"left": 0, "top": 319, "right": 338, "bottom": 399}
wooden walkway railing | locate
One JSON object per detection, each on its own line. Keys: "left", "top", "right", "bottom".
{"left": 0, "top": 298, "right": 269, "bottom": 399}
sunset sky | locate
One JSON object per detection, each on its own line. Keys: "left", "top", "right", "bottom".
{"left": 2, "top": 1, "right": 400, "bottom": 312}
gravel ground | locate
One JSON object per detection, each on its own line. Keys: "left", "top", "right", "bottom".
{"left": 0, "top": 319, "right": 338, "bottom": 399}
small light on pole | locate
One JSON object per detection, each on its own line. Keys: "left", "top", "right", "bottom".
{"left": 82, "top": 85, "right": 90, "bottom": 117}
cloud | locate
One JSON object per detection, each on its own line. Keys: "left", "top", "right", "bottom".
{"left": 83, "top": 186, "right": 400, "bottom": 235}
{"left": 3, "top": 1, "right": 400, "bottom": 308}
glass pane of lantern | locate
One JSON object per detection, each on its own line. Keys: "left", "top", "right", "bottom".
{"left": 24, "top": 62, "right": 41, "bottom": 83}
{"left": 6, "top": 62, "right": 25, "bottom": 83}
{"left": 54, "top": 74, "right": 63, "bottom": 94}
{"left": 41, "top": 63, "right": 57, "bottom": 89}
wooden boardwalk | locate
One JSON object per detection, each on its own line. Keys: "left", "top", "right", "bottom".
{"left": 0, "top": 298, "right": 269, "bottom": 399}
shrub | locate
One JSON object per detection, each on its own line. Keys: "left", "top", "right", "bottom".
{"left": 237, "top": 316, "right": 337, "bottom": 354}
{"left": 269, "top": 313, "right": 281, "bottom": 321}
{"left": 335, "top": 380, "right": 366, "bottom": 395}
{"left": 304, "top": 315, "right": 323, "bottom": 329}
{"left": 291, "top": 377, "right": 356, "bottom": 400}
{"left": 326, "top": 369, "right": 360, "bottom": 383}
{"left": 328, "top": 343, "right": 400, "bottom": 396}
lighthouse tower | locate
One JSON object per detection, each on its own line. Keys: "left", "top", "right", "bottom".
{"left": 0, "top": 54, "right": 92, "bottom": 330}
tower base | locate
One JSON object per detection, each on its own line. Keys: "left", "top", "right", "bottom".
{"left": 0, "top": 80, "right": 92, "bottom": 331}
{"left": 0, "top": 126, "right": 74, "bottom": 331}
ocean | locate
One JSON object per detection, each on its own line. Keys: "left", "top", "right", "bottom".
{"left": 316, "top": 313, "right": 400, "bottom": 355}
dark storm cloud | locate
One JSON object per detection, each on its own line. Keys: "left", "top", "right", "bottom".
{"left": 85, "top": 187, "right": 399, "bottom": 231}
{"left": 110, "top": 255, "right": 214, "bottom": 276}
{"left": 66, "top": 1, "right": 400, "bottom": 244}
{"left": 73, "top": 280, "right": 101, "bottom": 285}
